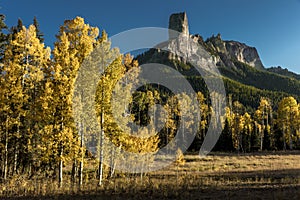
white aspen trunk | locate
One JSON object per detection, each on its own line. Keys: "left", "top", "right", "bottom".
{"left": 13, "top": 118, "right": 20, "bottom": 175}
{"left": 260, "top": 131, "right": 263, "bottom": 151}
{"left": 289, "top": 110, "right": 293, "bottom": 150}
{"left": 79, "top": 159, "right": 83, "bottom": 186}
{"left": 79, "top": 121, "right": 84, "bottom": 186}
{"left": 235, "top": 116, "right": 240, "bottom": 154}
{"left": 260, "top": 110, "right": 264, "bottom": 151}
{"left": 98, "top": 111, "right": 104, "bottom": 186}
{"left": 182, "top": 116, "right": 185, "bottom": 149}
{"left": 59, "top": 117, "right": 64, "bottom": 188}
{"left": 270, "top": 109, "right": 273, "bottom": 148}
{"left": 13, "top": 144, "right": 18, "bottom": 175}
{"left": 3, "top": 117, "right": 8, "bottom": 180}
{"left": 59, "top": 145, "right": 63, "bottom": 188}
{"left": 109, "top": 147, "right": 115, "bottom": 178}
{"left": 283, "top": 125, "right": 287, "bottom": 150}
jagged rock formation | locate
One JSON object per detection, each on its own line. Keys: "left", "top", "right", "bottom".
{"left": 166, "top": 12, "right": 217, "bottom": 72}
{"left": 140, "top": 12, "right": 265, "bottom": 72}
{"left": 226, "top": 41, "right": 264, "bottom": 70}
{"left": 205, "top": 34, "right": 264, "bottom": 70}
{"left": 169, "top": 12, "right": 189, "bottom": 39}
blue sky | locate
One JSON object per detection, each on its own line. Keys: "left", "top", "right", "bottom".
{"left": 1, "top": 0, "right": 300, "bottom": 73}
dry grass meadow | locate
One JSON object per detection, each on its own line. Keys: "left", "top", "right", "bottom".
{"left": 1, "top": 151, "right": 300, "bottom": 199}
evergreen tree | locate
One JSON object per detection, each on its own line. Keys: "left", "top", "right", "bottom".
{"left": 9, "top": 18, "right": 23, "bottom": 38}
{"left": 215, "top": 116, "right": 234, "bottom": 152}
{"left": 33, "top": 16, "right": 44, "bottom": 43}
{"left": 0, "top": 14, "right": 7, "bottom": 60}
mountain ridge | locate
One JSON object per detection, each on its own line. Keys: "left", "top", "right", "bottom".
{"left": 136, "top": 12, "right": 300, "bottom": 110}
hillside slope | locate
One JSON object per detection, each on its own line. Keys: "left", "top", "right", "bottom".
{"left": 136, "top": 12, "right": 300, "bottom": 110}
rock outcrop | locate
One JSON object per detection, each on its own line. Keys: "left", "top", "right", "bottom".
{"left": 205, "top": 34, "right": 264, "bottom": 70}
{"left": 225, "top": 41, "right": 264, "bottom": 70}
{"left": 138, "top": 12, "right": 265, "bottom": 73}
{"left": 168, "top": 12, "right": 265, "bottom": 71}
{"left": 169, "top": 12, "right": 189, "bottom": 39}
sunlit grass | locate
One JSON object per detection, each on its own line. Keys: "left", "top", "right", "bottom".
{"left": 1, "top": 151, "right": 300, "bottom": 199}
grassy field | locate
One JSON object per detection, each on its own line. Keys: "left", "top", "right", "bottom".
{"left": 1, "top": 151, "right": 300, "bottom": 199}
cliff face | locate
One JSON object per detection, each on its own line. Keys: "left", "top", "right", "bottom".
{"left": 225, "top": 41, "right": 264, "bottom": 70}
{"left": 205, "top": 34, "right": 264, "bottom": 70}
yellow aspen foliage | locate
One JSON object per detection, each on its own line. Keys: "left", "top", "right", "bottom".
{"left": 51, "top": 16, "right": 99, "bottom": 186}
{"left": 175, "top": 148, "right": 185, "bottom": 166}
{"left": 1, "top": 24, "right": 51, "bottom": 177}
{"left": 278, "top": 96, "right": 299, "bottom": 150}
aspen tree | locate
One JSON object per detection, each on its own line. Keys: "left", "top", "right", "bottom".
{"left": 278, "top": 97, "right": 299, "bottom": 150}
{"left": 53, "top": 16, "right": 98, "bottom": 186}
{"left": 255, "top": 98, "right": 272, "bottom": 150}
{"left": 1, "top": 25, "right": 50, "bottom": 177}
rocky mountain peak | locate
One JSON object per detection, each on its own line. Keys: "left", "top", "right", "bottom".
{"left": 168, "top": 12, "right": 189, "bottom": 39}
{"left": 206, "top": 34, "right": 265, "bottom": 70}
{"left": 139, "top": 12, "right": 265, "bottom": 72}
{"left": 225, "top": 41, "right": 264, "bottom": 70}
{"left": 167, "top": 11, "right": 265, "bottom": 71}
